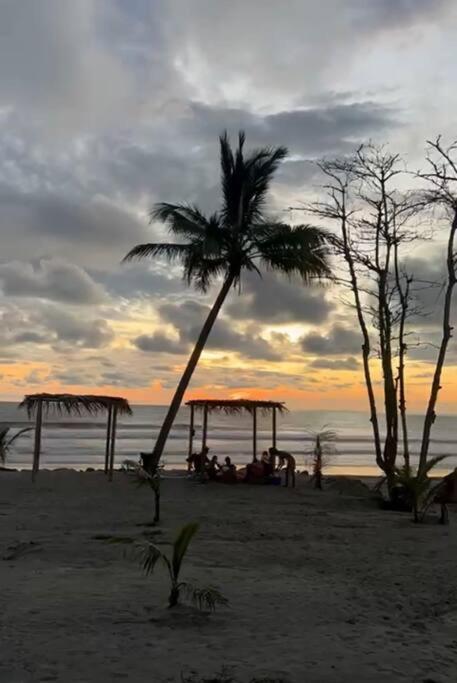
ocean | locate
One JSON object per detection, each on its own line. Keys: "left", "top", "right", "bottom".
{"left": 1, "top": 402, "right": 457, "bottom": 476}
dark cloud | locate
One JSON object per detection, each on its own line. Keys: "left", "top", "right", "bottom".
{"left": 159, "top": 300, "right": 281, "bottom": 360}
{"left": 38, "top": 307, "right": 114, "bottom": 349}
{"left": 183, "top": 101, "right": 398, "bottom": 157}
{"left": 13, "top": 332, "right": 50, "bottom": 345}
{"left": 0, "top": 185, "right": 148, "bottom": 267}
{"left": 94, "top": 263, "right": 184, "bottom": 300}
{"left": 0, "top": 258, "right": 106, "bottom": 304}
{"left": 133, "top": 332, "right": 187, "bottom": 354}
{"left": 309, "top": 356, "right": 360, "bottom": 370}
{"left": 227, "top": 271, "right": 332, "bottom": 324}
{"left": 301, "top": 325, "right": 361, "bottom": 356}
{"left": 354, "top": 0, "right": 453, "bottom": 31}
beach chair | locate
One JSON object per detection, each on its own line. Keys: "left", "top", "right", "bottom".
{"left": 140, "top": 451, "right": 161, "bottom": 476}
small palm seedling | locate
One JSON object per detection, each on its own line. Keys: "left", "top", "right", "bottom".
{"left": 137, "top": 522, "right": 227, "bottom": 610}
{"left": 394, "top": 455, "right": 448, "bottom": 523}
{"left": 0, "top": 425, "right": 32, "bottom": 466}
{"left": 304, "top": 427, "right": 337, "bottom": 490}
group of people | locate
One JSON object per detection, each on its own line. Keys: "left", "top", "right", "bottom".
{"left": 186, "top": 445, "right": 296, "bottom": 487}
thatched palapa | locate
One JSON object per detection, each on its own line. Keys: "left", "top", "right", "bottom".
{"left": 186, "top": 399, "right": 285, "bottom": 415}
{"left": 20, "top": 393, "right": 132, "bottom": 418}
{"left": 185, "top": 398, "right": 287, "bottom": 462}
{"left": 19, "top": 393, "right": 132, "bottom": 481}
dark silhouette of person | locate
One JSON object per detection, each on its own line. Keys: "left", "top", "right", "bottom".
{"left": 269, "top": 447, "right": 296, "bottom": 487}
{"left": 207, "top": 455, "right": 221, "bottom": 481}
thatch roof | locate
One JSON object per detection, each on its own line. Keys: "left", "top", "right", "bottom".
{"left": 19, "top": 393, "right": 132, "bottom": 418}
{"left": 185, "top": 399, "right": 286, "bottom": 415}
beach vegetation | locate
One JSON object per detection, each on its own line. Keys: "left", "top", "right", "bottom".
{"left": 136, "top": 522, "right": 227, "bottom": 610}
{"left": 0, "top": 425, "right": 32, "bottom": 465}
{"left": 394, "top": 456, "right": 449, "bottom": 523}
{"left": 304, "top": 427, "right": 337, "bottom": 489}
{"left": 124, "top": 131, "right": 331, "bottom": 465}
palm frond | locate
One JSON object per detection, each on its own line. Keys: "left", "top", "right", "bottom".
{"left": 255, "top": 223, "right": 331, "bottom": 282}
{"left": 0, "top": 425, "right": 33, "bottom": 464}
{"left": 182, "top": 583, "right": 228, "bottom": 612}
{"left": 137, "top": 541, "right": 164, "bottom": 576}
{"left": 5, "top": 427, "right": 32, "bottom": 448}
{"left": 220, "top": 130, "right": 288, "bottom": 230}
{"left": 243, "top": 145, "right": 288, "bottom": 224}
{"left": 421, "top": 454, "right": 448, "bottom": 477}
{"left": 122, "top": 242, "right": 190, "bottom": 263}
{"left": 151, "top": 203, "right": 220, "bottom": 241}
{"left": 171, "top": 522, "right": 199, "bottom": 581}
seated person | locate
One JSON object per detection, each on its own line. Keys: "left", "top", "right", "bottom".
{"left": 186, "top": 446, "right": 210, "bottom": 474}
{"left": 219, "top": 456, "right": 237, "bottom": 483}
{"left": 245, "top": 454, "right": 266, "bottom": 482}
{"left": 261, "top": 450, "right": 274, "bottom": 477}
{"left": 206, "top": 455, "right": 221, "bottom": 481}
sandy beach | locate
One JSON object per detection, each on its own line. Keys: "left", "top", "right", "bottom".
{"left": 1, "top": 470, "right": 456, "bottom": 683}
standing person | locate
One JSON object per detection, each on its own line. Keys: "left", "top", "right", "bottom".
{"left": 269, "top": 447, "right": 296, "bottom": 488}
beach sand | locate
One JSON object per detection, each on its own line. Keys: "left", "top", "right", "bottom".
{"left": 1, "top": 470, "right": 456, "bottom": 683}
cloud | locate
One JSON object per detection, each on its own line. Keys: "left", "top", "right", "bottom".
{"left": 227, "top": 271, "right": 332, "bottom": 324}
{"left": 133, "top": 333, "right": 187, "bottom": 355}
{"left": 0, "top": 258, "right": 106, "bottom": 304}
{"left": 95, "top": 263, "right": 185, "bottom": 300}
{"left": 301, "top": 325, "right": 361, "bottom": 356}
{"left": 182, "top": 101, "right": 398, "bottom": 157}
{"left": 0, "top": 185, "right": 148, "bottom": 267}
{"left": 159, "top": 300, "right": 281, "bottom": 360}
{"left": 309, "top": 356, "right": 360, "bottom": 370}
{"left": 0, "top": 0, "right": 134, "bottom": 133}
{"left": 39, "top": 307, "right": 114, "bottom": 348}
{"left": 13, "top": 332, "right": 50, "bottom": 345}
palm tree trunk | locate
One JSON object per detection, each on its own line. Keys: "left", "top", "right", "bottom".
{"left": 152, "top": 274, "right": 235, "bottom": 460}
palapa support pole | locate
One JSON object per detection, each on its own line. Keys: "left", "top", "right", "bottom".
{"left": 271, "top": 406, "right": 277, "bottom": 468}
{"left": 104, "top": 405, "right": 113, "bottom": 475}
{"left": 252, "top": 406, "right": 257, "bottom": 462}
{"left": 32, "top": 399, "right": 43, "bottom": 482}
{"left": 108, "top": 406, "right": 118, "bottom": 482}
{"left": 202, "top": 404, "right": 208, "bottom": 450}
{"left": 188, "top": 403, "right": 194, "bottom": 461}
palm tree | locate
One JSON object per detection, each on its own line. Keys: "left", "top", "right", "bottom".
{"left": 137, "top": 522, "right": 227, "bottom": 610}
{"left": 124, "top": 131, "right": 331, "bottom": 461}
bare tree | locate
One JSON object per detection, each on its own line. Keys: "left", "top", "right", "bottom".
{"left": 308, "top": 145, "right": 425, "bottom": 490}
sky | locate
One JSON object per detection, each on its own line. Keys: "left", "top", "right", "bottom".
{"left": 1, "top": 0, "right": 457, "bottom": 411}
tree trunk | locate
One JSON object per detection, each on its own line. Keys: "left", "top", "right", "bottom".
{"left": 151, "top": 274, "right": 235, "bottom": 460}
{"left": 395, "top": 252, "right": 410, "bottom": 470}
{"left": 168, "top": 585, "right": 180, "bottom": 608}
{"left": 340, "top": 215, "right": 383, "bottom": 468}
{"left": 153, "top": 486, "right": 160, "bottom": 524}
{"left": 419, "top": 211, "right": 457, "bottom": 473}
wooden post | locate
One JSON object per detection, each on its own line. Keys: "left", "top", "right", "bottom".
{"left": 188, "top": 404, "right": 194, "bottom": 461}
{"left": 252, "top": 406, "right": 257, "bottom": 462}
{"left": 104, "top": 405, "right": 113, "bottom": 474}
{"left": 32, "top": 399, "right": 43, "bottom": 482}
{"left": 108, "top": 406, "right": 118, "bottom": 482}
{"left": 271, "top": 406, "right": 277, "bottom": 468}
{"left": 202, "top": 404, "right": 208, "bottom": 450}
